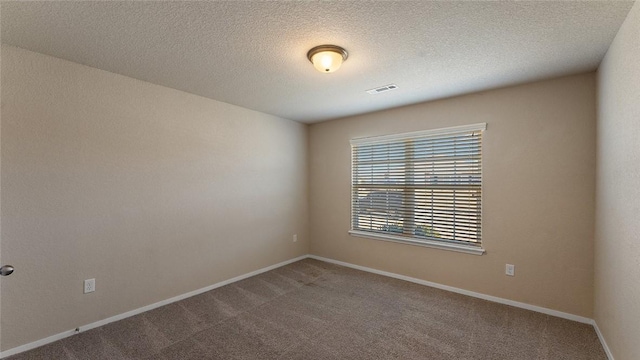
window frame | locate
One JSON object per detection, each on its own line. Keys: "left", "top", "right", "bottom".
{"left": 349, "top": 123, "right": 486, "bottom": 255}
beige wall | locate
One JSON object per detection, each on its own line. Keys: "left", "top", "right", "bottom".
{"left": 0, "top": 45, "right": 309, "bottom": 351}
{"left": 595, "top": 2, "right": 640, "bottom": 359}
{"left": 0, "top": 7, "right": 3, "bottom": 351}
{"left": 309, "top": 73, "right": 596, "bottom": 317}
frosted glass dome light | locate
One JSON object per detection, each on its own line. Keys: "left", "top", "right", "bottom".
{"left": 307, "top": 45, "right": 348, "bottom": 73}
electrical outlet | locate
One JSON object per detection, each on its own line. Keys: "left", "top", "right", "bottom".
{"left": 84, "top": 278, "right": 95, "bottom": 294}
{"left": 505, "top": 264, "right": 515, "bottom": 277}
{"left": 293, "top": 234, "right": 298, "bottom": 243}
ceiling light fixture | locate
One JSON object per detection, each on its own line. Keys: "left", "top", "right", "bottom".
{"left": 307, "top": 45, "right": 348, "bottom": 73}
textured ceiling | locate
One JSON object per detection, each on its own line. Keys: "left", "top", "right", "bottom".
{"left": 1, "top": 1, "right": 634, "bottom": 123}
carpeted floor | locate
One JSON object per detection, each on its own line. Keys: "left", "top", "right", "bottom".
{"left": 7, "top": 258, "right": 606, "bottom": 359}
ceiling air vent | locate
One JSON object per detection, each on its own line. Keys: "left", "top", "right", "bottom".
{"left": 366, "top": 84, "right": 398, "bottom": 95}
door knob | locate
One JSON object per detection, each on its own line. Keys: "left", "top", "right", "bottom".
{"left": 0, "top": 265, "right": 14, "bottom": 276}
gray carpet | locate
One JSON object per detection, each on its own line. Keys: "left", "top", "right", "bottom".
{"left": 7, "top": 258, "right": 606, "bottom": 359}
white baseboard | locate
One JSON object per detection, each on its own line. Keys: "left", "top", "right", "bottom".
{"left": 312, "top": 256, "right": 613, "bottom": 358}
{"left": 308, "top": 254, "right": 593, "bottom": 324}
{"left": 2, "top": 254, "right": 611, "bottom": 359}
{"left": 0, "top": 255, "right": 308, "bottom": 359}
{"left": 592, "top": 321, "right": 614, "bottom": 360}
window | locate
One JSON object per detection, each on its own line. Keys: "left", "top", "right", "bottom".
{"left": 350, "top": 123, "right": 486, "bottom": 255}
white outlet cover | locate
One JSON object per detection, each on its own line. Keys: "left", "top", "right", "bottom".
{"left": 84, "top": 278, "right": 96, "bottom": 293}
{"left": 506, "top": 264, "right": 515, "bottom": 276}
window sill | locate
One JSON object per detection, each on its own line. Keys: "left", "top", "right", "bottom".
{"left": 348, "top": 230, "right": 485, "bottom": 256}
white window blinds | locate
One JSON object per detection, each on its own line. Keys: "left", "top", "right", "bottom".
{"left": 350, "top": 123, "right": 485, "bottom": 253}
